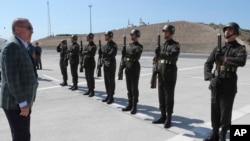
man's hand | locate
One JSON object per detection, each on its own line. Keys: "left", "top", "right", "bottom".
{"left": 155, "top": 46, "right": 160, "bottom": 54}
{"left": 215, "top": 51, "right": 224, "bottom": 62}
{"left": 20, "top": 106, "right": 30, "bottom": 117}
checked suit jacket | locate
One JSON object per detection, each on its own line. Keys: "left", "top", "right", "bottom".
{"left": 0, "top": 36, "right": 38, "bottom": 110}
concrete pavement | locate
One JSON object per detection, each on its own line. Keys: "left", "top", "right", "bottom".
{"left": 1, "top": 50, "right": 250, "bottom": 141}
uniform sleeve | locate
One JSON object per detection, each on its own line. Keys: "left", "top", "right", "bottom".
{"left": 204, "top": 48, "right": 216, "bottom": 81}
{"left": 226, "top": 46, "right": 247, "bottom": 67}
{"left": 170, "top": 43, "right": 180, "bottom": 56}
{"left": 166, "top": 43, "right": 180, "bottom": 61}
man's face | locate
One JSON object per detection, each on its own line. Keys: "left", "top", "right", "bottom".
{"left": 71, "top": 37, "right": 76, "bottom": 43}
{"left": 61, "top": 43, "right": 67, "bottom": 48}
{"left": 87, "top": 36, "right": 91, "bottom": 42}
{"left": 224, "top": 27, "right": 237, "bottom": 40}
{"left": 105, "top": 35, "right": 110, "bottom": 41}
{"left": 15, "top": 21, "right": 33, "bottom": 42}
{"left": 163, "top": 30, "right": 172, "bottom": 39}
{"left": 130, "top": 34, "right": 137, "bottom": 41}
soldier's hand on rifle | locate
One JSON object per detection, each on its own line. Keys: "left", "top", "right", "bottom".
{"left": 122, "top": 46, "right": 126, "bottom": 56}
{"left": 155, "top": 46, "right": 160, "bottom": 54}
{"left": 215, "top": 51, "right": 224, "bottom": 62}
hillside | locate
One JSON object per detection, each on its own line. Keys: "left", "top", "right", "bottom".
{"left": 36, "top": 21, "right": 250, "bottom": 53}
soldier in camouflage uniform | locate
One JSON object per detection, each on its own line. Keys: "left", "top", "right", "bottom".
{"left": 204, "top": 22, "right": 247, "bottom": 141}
{"left": 81, "top": 33, "right": 97, "bottom": 97}
{"left": 57, "top": 40, "right": 68, "bottom": 86}
{"left": 68, "top": 35, "right": 80, "bottom": 91}
{"left": 100, "top": 31, "right": 117, "bottom": 104}
{"left": 121, "top": 29, "right": 143, "bottom": 115}
{"left": 152, "top": 25, "right": 180, "bottom": 128}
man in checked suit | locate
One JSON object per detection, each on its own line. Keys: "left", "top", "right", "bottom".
{"left": 0, "top": 18, "right": 38, "bottom": 141}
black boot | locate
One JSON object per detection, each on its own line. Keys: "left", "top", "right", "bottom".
{"left": 152, "top": 110, "right": 166, "bottom": 124}
{"left": 107, "top": 96, "right": 114, "bottom": 104}
{"left": 60, "top": 81, "right": 67, "bottom": 86}
{"left": 83, "top": 90, "right": 90, "bottom": 95}
{"left": 203, "top": 129, "right": 219, "bottom": 141}
{"left": 88, "top": 90, "right": 95, "bottom": 97}
{"left": 102, "top": 96, "right": 109, "bottom": 102}
{"left": 122, "top": 100, "right": 132, "bottom": 111}
{"left": 219, "top": 130, "right": 227, "bottom": 141}
{"left": 68, "top": 85, "right": 74, "bottom": 89}
{"left": 130, "top": 101, "right": 137, "bottom": 114}
{"left": 71, "top": 85, "right": 78, "bottom": 91}
{"left": 152, "top": 116, "right": 166, "bottom": 124}
{"left": 164, "top": 113, "right": 172, "bottom": 128}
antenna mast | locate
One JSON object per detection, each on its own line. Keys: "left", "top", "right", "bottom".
{"left": 47, "top": 1, "right": 52, "bottom": 36}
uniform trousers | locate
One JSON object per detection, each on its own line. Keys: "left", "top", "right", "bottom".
{"left": 158, "top": 64, "right": 177, "bottom": 114}
{"left": 103, "top": 59, "right": 116, "bottom": 97}
{"left": 211, "top": 75, "right": 237, "bottom": 131}
{"left": 60, "top": 59, "right": 67, "bottom": 82}
{"left": 85, "top": 58, "right": 96, "bottom": 91}
{"left": 70, "top": 62, "right": 79, "bottom": 85}
{"left": 125, "top": 61, "right": 140, "bottom": 103}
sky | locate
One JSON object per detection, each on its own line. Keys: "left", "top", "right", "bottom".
{"left": 0, "top": 0, "right": 249, "bottom": 41}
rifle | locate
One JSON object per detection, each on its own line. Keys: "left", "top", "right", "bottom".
{"left": 150, "top": 27, "right": 160, "bottom": 88}
{"left": 118, "top": 29, "right": 126, "bottom": 80}
{"left": 79, "top": 40, "right": 84, "bottom": 72}
{"left": 96, "top": 35, "right": 102, "bottom": 77}
{"left": 211, "top": 31, "right": 222, "bottom": 103}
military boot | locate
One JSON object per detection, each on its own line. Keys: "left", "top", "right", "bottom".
{"left": 107, "top": 96, "right": 114, "bottom": 104}
{"left": 71, "top": 85, "right": 78, "bottom": 91}
{"left": 130, "top": 101, "right": 137, "bottom": 114}
{"left": 152, "top": 110, "right": 166, "bottom": 124}
{"left": 122, "top": 100, "right": 132, "bottom": 111}
{"left": 203, "top": 129, "right": 219, "bottom": 141}
{"left": 102, "top": 96, "right": 109, "bottom": 102}
{"left": 219, "top": 130, "right": 227, "bottom": 141}
{"left": 88, "top": 90, "right": 95, "bottom": 97}
{"left": 60, "top": 81, "right": 67, "bottom": 86}
{"left": 164, "top": 113, "right": 172, "bottom": 128}
{"left": 83, "top": 90, "right": 90, "bottom": 95}
{"left": 68, "top": 85, "right": 74, "bottom": 89}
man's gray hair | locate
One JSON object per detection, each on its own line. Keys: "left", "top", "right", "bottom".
{"left": 12, "top": 18, "right": 30, "bottom": 33}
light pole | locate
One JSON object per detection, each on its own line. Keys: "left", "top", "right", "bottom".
{"left": 89, "top": 4, "right": 92, "bottom": 33}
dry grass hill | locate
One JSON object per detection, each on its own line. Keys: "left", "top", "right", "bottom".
{"left": 37, "top": 21, "right": 250, "bottom": 54}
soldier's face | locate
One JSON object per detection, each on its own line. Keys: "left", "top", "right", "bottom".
{"left": 61, "top": 43, "right": 66, "bottom": 48}
{"left": 130, "top": 34, "right": 137, "bottom": 41}
{"left": 105, "top": 35, "right": 109, "bottom": 41}
{"left": 163, "top": 31, "right": 172, "bottom": 40}
{"left": 71, "top": 38, "right": 76, "bottom": 43}
{"left": 224, "top": 27, "right": 237, "bottom": 40}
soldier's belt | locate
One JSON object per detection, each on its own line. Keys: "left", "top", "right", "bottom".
{"left": 159, "top": 59, "right": 175, "bottom": 65}
{"left": 84, "top": 55, "right": 94, "bottom": 58}
{"left": 220, "top": 66, "right": 237, "bottom": 72}
{"left": 103, "top": 58, "right": 115, "bottom": 60}
{"left": 126, "top": 58, "right": 138, "bottom": 62}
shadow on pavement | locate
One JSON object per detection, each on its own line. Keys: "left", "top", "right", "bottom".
{"left": 38, "top": 77, "right": 52, "bottom": 82}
